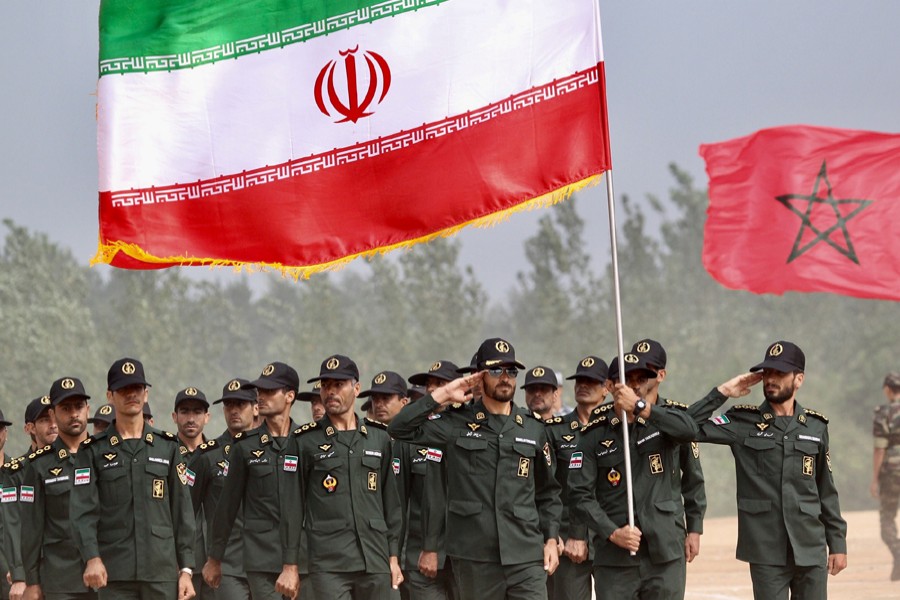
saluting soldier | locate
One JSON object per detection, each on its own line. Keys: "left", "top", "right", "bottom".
{"left": 627, "top": 340, "right": 707, "bottom": 566}
{"left": 278, "top": 356, "right": 403, "bottom": 600}
{"left": 389, "top": 338, "right": 562, "bottom": 600}
{"left": 70, "top": 358, "right": 196, "bottom": 599}
{"left": 871, "top": 371, "right": 900, "bottom": 580}
{"left": 204, "top": 362, "right": 300, "bottom": 600}
{"left": 679, "top": 341, "right": 847, "bottom": 600}
{"left": 399, "top": 360, "right": 461, "bottom": 600}
{"left": 20, "top": 376, "right": 96, "bottom": 599}
{"left": 6, "top": 395, "right": 60, "bottom": 600}
{"left": 543, "top": 357, "right": 609, "bottom": 600}
{"left": 189, "top": 378, "right": 258, "bottom": 600}
{"left": 567, "top": 350, "right": 710, "bottom": 600}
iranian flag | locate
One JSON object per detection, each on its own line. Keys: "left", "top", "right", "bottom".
{"left": 94, "top": 0, "right": 611, "bottom": 275}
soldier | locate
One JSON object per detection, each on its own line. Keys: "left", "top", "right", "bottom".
{"left": 677, "top": 341, "right": 848, "bottom": 599}
{"left": 20, "top": 376, "right": 96, "bottom": 599}
{"left": 568, "top": 349, "right": 715, "bottom": 600}
{"left": 277, "top": 355, "right": 403, "bottom": 599}
{"left": 88, "top": 404, "right": 115, "bottom": 435}
{"left": 6, "top": 395, "right": 60, "bottom": 600}
{"left": 173, "top": 388, "right": 211, "bottom": 598}
{"left": 204, "top": 362, "right": 299, "bottom": 600}
{"left": 389, "top": 338, "right": 562, "bottom": 600}
{"left": 522, "top": 366, "right": 559, "bottom": 421}
{"left": 190, "top": 378, "right": 258, "bottom": 600}
{"left": 871, "top": 371, "right": 900, "bottom": 580}
{"left": 0, "top": 408, "right": 10, "bottom": 600}
{"left": 70, "top": 357, "right": 196, "bottom": 599}
{"left": 360, "top": 371, "right": 409, "bottom": 426}
{"left": 297, "top": 382, "right": 325, "bottom": 422}
{"left": 627, "top": 339, "right": 707, "bottom": 567}
{"left": 543, "top": 356, "right": 609, "bottom": 600}
{"left": 400, "top": 361, "right": 461, "bottom": 600}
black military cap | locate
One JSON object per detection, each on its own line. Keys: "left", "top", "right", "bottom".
{"left": 620, "top": 351, "right": 659, "bottom": 376}
{"left": 0, "top": 409, "right": 12, "bottom": 427}
{"left": 88, "top": 403, "right": 115, "bottom": 425}
{"left": 25, "top": 395, "right": 53, "bottom": 423}
{"left": 475, "top": 338, "right": 525, "bottom": 370}
{"left": 214, "top": 378, "right": 257, "bottom": 405}
{"left": 408, "top": 385, "right": 426, "bottom": 402}
{"left": 631, "top": 339, "right": 667, "bottom": 370}
{"left": 307, "top": 355, "right": 359, "bottom": 383}
{"left": 521, "top": 366, "right": 559, "bottom": 389}
{"left": 297, "top": 381, "right": 322, "bottom": 403}
{"left": 359, "top": 371, "right": 408, "bottom": 398}
{"left": 566, "top": 356, "right": 609, "bottom": 383}
{"left": 408, "top": 360, "right": 461, "bottom": 385}
{"left": 143, "top": 402, "right": 153, "bottom": 419}
{"left": 456, "top": 352, "right": 480, "bottom": 374}
{"left": 49, "top": 377, "right": 91, "bottom": 406}
{"left": 750, "top": 341, "right": 805, "bottom": 373}
{"left": 107, "top": 357, "right": 151, "bottom": 391}
{"left": 174, "top": 387, "right": 209, "bottom": 410}
{"left": 245, "top": 362, "right": 300, "bottom": 392}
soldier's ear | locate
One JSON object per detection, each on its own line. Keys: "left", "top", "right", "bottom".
{"left": 794, "top": 372, "right": 805, "bottom": 388}
{"left": 655, "top": 369, "right": 667, "bottom": 383}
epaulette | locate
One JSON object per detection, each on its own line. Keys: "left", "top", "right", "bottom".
{"left": 7, "top": 461, "right": 21, "bottom": 472}
{"left": 591, "top": 403, "right": 615, "bottom": 415}
{"left": 364, "top": 417, "right": 388, "bottom": 430}
{"left": 1, "top": 463, "right": 8, "bottom": 469}
{"left": 27, "top": 444, "right": 53, "bottom": 460}
{"left": 448, "top": 402, "right": 467, "bottom": 410}
{"left": 804, "top": 409, "right": 828, "bottom": 423}
{"left": 664, "top": 400, "right": 688, "bottom": 410}
{"left": 529, "top": 411, "right": 543, "bottom": 421}
{"left": 545, "top": 416, "right": 563, "bottom": 424}
{"left": 199, "top": 440, "right": 218, "bottom": 454}
{"left": 581, "top": 415, "right": 608, "bottom": 433}
{"left": 731, "top": 404, "right": 760, "bottom": 412}
{"left": 293, "top": 422, "right": 318, "bottom": 436}
{"left": 80, "top": 435, "right": 95, "bottom": 447}
{"left": 161, "top": 431, "right": 177, "bottom": 440}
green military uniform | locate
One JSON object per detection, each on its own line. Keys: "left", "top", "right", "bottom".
{"left": 393, "top": 439, "right": 455, "bottom": 600}
{"left": 20, "top": 438, "right": 97, "bottom": 599}
{"left": 544, "top": 408, "right": 603, "bottom": 600}
{"left": 567, "top": 402, "right": 700, "bottom": 600}
{"left": 208, "top": 420, "right": 296, "bottom": 600}
{"left": 1, "top": 453, "right": 29, "bottom": 589}
{"left": 281, "top": 415, "right": 401, "bottom": 599}
{"left": 389, "top": 397, "right": 562, "bottom": 600}
{"left": 689, "top": 389, "right": 847, "bottom": 599}
{"left": 69, "top": 424, "right": 195, "bottom": 598}
{"left": 873, "top": 398, "right": 900, "bottom": 574}
{"left": 190, "top": 433, "right": 251, "bottom": 599}
{"left": 0, "top": 458, "right": 13, "bottom": 599}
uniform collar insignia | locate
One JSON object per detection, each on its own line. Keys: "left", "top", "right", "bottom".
{"left": 571, "top": 420, "right": 580, "bottom": 430}
{"left": 58, "top": 449, "right": 68, "bottom": 460}
{"left": 110, "top": 435, "right": 120, "bottom": 446}
{"left": 798, "top": 413, "right": 807, "bottom": 425}
{"left": 144, "top": 433, "right": 154, "bottom": 445}
{"left": 360, "top": 425, "right": 368, "bottom": 436}
{"left": 515, "top": 414, "right": 523, "bottom": 426}
{"left": 636, "top": 417, "right": 647, "bottom": 426}
{"left": 180, "top": 445, "right": 188, "bottom": 455}
{"left": 763, "top": 412, "right": 774, "bottom": 421}
{"left": 610, "top": 417, "right": 621, "bottom": 427}
{"left": 325, "top": 426, "right": 336, "bottom": 437}
{"left": 475, "top": 411, "right": 486, "bottom": 421}
{"left": 260, "top": 433, "right": 271, "bottom": 445}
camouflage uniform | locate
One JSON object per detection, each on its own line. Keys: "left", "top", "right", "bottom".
{"left": 873, "top": 401, "right": 900, "bottom": 558}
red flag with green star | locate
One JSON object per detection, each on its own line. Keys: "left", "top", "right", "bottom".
{"left": 700, "top": 125, "right": 900, "bottom": 301}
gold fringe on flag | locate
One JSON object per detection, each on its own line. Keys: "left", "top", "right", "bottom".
{"left": 91, "top": 174, "right": 603, "bottom": 280}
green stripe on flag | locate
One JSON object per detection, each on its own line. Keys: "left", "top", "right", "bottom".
{"left": 100, "top": 0, "right": 449, "bottom": 76}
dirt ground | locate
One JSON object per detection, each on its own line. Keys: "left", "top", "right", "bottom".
{"left": 684, "top": 509, "right": 897, "bottom": 599}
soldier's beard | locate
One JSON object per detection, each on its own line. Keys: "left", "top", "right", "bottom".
{"left": 764, "top": 384, "right": 795, "bottom": 404}
{"left": 484, "top": 379, "right": 515, "bottom": 403}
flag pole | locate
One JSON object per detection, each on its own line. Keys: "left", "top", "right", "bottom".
{"left": 603, "top": 170, "right": 637, "bottom": 547}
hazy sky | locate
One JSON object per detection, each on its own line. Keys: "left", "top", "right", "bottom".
{"left": 3, "top": 1, "right": 899, "bottom": 296}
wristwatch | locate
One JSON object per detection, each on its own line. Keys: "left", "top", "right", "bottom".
{"left": 180, "top": 568, "right": 193, "bottom": 576}
{"left": 633, "top": 399, "right": 647, "bottom": 416}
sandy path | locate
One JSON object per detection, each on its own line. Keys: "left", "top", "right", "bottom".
{"left": 684, "top": 510, "right": 897, "bottom": 599}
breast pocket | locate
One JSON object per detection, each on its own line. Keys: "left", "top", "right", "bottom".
{"left": 513, "top": 442, "right": 536, "bottom": 481}
{"left": 145, "top": 462, "right": 170, "bottom": 502}
{"left": 743, "top": 437, "right": 779, "bottom": 475}
{"left": 97, "top": 465, "right": 128, "bottom": 505}
{"left": 455, "top": 436, "right": 489, "bottom": 474}
{"left": 795, "top": 441, "right": 820, "bottom": 479}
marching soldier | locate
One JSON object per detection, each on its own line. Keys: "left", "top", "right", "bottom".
{"left": 872, "top": 371, "right": 900, "bottom": 580}
{"left": 297, "top": 382, "right": 325, "bottom": 422}
{"left": 205, "top": 362, "right": 300, "bottom": 600}
{"left": 678, "top": 341, "right": 848, "bottom": 599}
{"left": 523, "top": 366, "right": 559, "bottom": 421}
{"left": 190, "top": 378, "right": 258, "bottom": 600}
{"left": 277, "top": 355, "right": 403, "bottom": 600}
{"left": 88, "top": 404, "right": 115, "bottom": 435}
{"left": 70, "top": 357, "right": 196, "bottom": 599}
{"left": 20, "top": 376, "right": 96, "bottom": 599}
{"left": 543, "top": 356, "right": 609, "bottom": 600}
{"left": 389, "top": 338, "right": 562, "bottom": 600}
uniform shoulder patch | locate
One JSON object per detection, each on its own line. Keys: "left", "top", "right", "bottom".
{"left": 293, "top": 422, "right": 318, "bottom": 436}
{"left": 448, "top": 402, "right": 466, "bottom": 411}
{"left": 233, "top": 429, "right": 258, "bottom": 443}
{"left": 731, "top": 404, "right": 760, "bottom": 412}
{"left": 804, "top": 409, "right": 829, "bottom": 423}
{"left": 80, "top": 435, "right": 95, "bottom": 447}
{"left": 544, "top": 416, "right": 563, "bottom": 424}
{"left": 199, "top": 440, "right": 219, "bottom": 454}
{"left": 664, "top": 399, "right": 688, "bottom": 410}
{"left": 364, "top": 418, "right": 388, "bottom": 430}
{"left": 581, "top": 416, "right": 608, "bottom": 433}
{"left": 162, "top": 431, "right": 177, "bottom": 440}
{"left": 592, "top": 403, "right": 614, "bottom": 415}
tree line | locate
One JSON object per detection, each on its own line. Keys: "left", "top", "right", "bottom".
{"left": 2, "top": 165, "right": 895, "bottom": 513}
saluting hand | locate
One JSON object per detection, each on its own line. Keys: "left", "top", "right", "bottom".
{"left": 431, "top": 372, "right": 483, "bottom": 406}
{"left": 82, "top": 557, "right": 108, "bottom": 590}
{"left": 609, "top": 525, "right": 641, "bottom": 554}
{"left": 717, "top": 372, "right": 762, "bottom": 398}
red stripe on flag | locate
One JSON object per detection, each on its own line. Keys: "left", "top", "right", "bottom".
{"left": 99, "top": 67, "right": 610, "bottom": 270}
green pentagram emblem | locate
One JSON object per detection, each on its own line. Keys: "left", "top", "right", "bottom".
{"left": 775, "top": 160, "right": 872, "bottom": 264}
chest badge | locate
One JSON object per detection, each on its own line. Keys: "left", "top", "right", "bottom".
{"left": 367, "top": 471, "right": 378, "bottom": 492}
{"left": 607, "top": 468, "right": 621, "bottom": 487}
{"left": 562, "top": 435, "right": 575, "bottom": 442}
{"left": 467, "top": 423, "right": 480, "bottom": 432}
{"left": 756, "top": 423, "right": 769, "bottom": 432}
{"left": 152, "top": 479, "right": 165, "bottom": 499}
{"left": 49, "top": 467, "right": 63, "bottom": 477}
{"left": 517, "top": 457, "right": 531, "bottom": 478}
{"left": 649, "top": 453, "right": 664, "bottom": 475}
{"left": 251, "top": 450, "right": 265, "bottom": 458}
{"left": 319, "top": 444, "right": 332, "bottom": 452}
{"left": 802, "top": 455, "right": 814, "bottom": 477}
{"left": 601, "top": 439, "right": 614, "bottom": 448}
{"left": 323, "top": 473, "right": 338, "bottom": 493}
{"left": 103, "top": 453, "right": 117, "bottom": 462}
